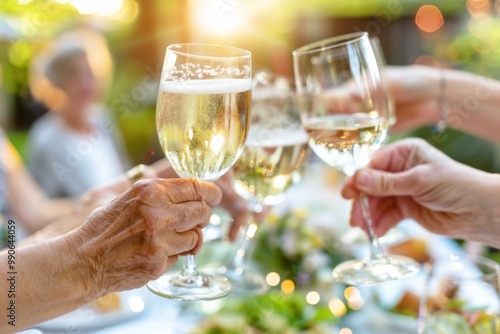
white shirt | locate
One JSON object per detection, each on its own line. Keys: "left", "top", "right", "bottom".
{"left": 27, "top": 107, "right": 129, "bottom": 197}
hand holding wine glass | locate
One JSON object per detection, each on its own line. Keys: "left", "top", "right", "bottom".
{"left": 293, "top": 32, "right": 420, "bottom": 285}
{"left": 147, "top": 43, "right": 251, "bottom": 301}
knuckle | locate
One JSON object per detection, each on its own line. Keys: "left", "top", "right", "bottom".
{"left": 132, "top": 178, "right": 158, "bottom": 196}
{"left": 188, "top": 178, "right": 202, "bottom": 198}
{"left": 379, "top": 174, "right": 394, "bottom": 193}
{"left": 142, "top": 260, "right": 166, "bottom": 280}
{"left": 189, "top": 229, "right": 200, "bottom": 249}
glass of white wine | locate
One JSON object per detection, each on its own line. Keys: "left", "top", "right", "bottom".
{"left": 217, "top": 71, "right": 309, "bottom": 295}
{"left": 337, "top": 36, "right": 406, "bottom": 249}
{"left": 147, "top": 43, "right": 252, "bottom": 301}
{"left": 293, "top": 32, "right": 420, "bottom": 285}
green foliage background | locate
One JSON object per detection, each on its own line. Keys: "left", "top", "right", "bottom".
{"left": 2, "top": 0, "right": 500, "bottom": 171}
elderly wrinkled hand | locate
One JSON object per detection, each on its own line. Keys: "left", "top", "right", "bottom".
{"left": 67, "top": 178, "right": 222, "bottom": 297}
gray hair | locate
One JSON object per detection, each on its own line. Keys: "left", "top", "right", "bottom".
{"left": 44, "top": 46, "right": 88, "bottom": 87}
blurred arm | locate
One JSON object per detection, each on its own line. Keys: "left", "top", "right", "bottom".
{"left": 3, "top": 139, "right": 75, "bottom": 234}
{"left": 388, "top": 65, "right": 500, "bottom": 142}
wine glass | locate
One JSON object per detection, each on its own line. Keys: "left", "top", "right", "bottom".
{"left": 217, "top": 71, "right": 309, "bottom": 295}
{"left": 418, "top": 254, "right": 500, "bottom": 333}
{"left": 147, "top": 43, "right": 252, "bottom": 301}
{"left": 337, "top": 35, "right": 405, "bottom": 249}
{"left": 292, "top": 32, "right": 420, "bottom": 285}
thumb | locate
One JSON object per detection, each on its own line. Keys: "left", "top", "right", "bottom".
{"left": 354, "top": 168, "right": 418, "bottom": 197}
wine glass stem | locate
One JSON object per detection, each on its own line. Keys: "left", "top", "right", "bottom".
{"left": 183, "top": 254, "right": 199, "bottom": 276}
{"left": 359, "top": 192, "right": 384, "bottom": 257}
{"left": 227, "top": 204, "right": 263, "bottom": 273}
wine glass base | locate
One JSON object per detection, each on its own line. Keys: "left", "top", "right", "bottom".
{"left": 147, "top": 270, "right": 232, "bottom": 301}
{"left": 215, "top": 266, "right": 269, "bottom": 296}
{"left": 332, "top": 254, "right": 421, "bottom": 286}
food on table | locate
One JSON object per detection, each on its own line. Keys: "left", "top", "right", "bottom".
{"left": 392, "top": 276, "right": 500, "bottom": 333}
{"left": 393, "top": 290, "right": 421, "bottom": 317}
{"left": 387, "top": 238, "right": 431, "bottom": 263}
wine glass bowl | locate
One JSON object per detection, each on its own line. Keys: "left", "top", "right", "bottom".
{"left": 293, "top": 32, "right": 420, "bottom": 285}
{"left": 156, "top": 44, "right": 251, "bottom": 181}
{"left": 148, "top": 43, "right": 252, "bottom": 301}
{"left": 233, "top": 71, "right": 307, "bottom": 205}
{"left": 293, "top": 32, "right": 389, "bottom": 177}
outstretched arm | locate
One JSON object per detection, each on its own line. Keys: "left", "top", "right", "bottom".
{"left": 387, "top": 65, "right": 500, "bottom": 142}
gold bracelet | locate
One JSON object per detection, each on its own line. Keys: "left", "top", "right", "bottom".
{"left": 126, "top": 164, "right": 146, "bottom": 183}
{"left": 434, "top": 68, "right": 447, "bottom": 133}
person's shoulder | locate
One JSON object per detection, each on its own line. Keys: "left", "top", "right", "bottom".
{"left": 90, "top": 103, "right": 116, "bottom": 121}
{"left": 28, "top": 113, "right": 65, "bottom": 145}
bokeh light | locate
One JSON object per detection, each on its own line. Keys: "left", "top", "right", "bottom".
{"left": 190, "top": 0, "right": 249, "bottom": 37}
{"left": 347, "top": 297, "right": 364, "bottom": 310}
{"left": 339, "top": 328, "right": 353, "bottom": 334}
{"left": 62, "top": 0, "right": 124, "bottom": 16}
{"left": 343, "top": 286, "right": 360, "bottom": 301}
{"left": 109, "top": 0, "right": 139, "bottom": 23}
{"left": 281, "top": 279, "right": 295, "bottom": 294}
{"left": 128, "top": 296, "right": 145, "bottom": 313}
{"left": 306, "top": 291, "right": 320, "bottom": 305}
{"left": 415, "top": 5, "right": 444, "bottom": 33}
{"left": 467, "top": 0, "right": 491, "bottom": 17}
{"left": 328, "top": 298, "right": 347, "bottom": 317}
{"left": 246, "top": 223, "right": 258, "bottom": 238}
{"left": 344, "top": 286, "right": 364, "bottom": 310}
{"left": 468, "top": 16, "right": 495, "bottom": 39}
{"left": 266, "top": 272, "right": 280, "bottom": 287}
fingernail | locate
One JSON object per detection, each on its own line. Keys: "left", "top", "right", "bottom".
{"left": 357, "top": 170, "right": 372, "bottom": 187}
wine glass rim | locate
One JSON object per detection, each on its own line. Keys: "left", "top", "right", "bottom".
{"left": 167, "top": 43, "right": 251, "bottom": 59}
{"left": 292, "top": 32, "right": 368, "bottom": 56}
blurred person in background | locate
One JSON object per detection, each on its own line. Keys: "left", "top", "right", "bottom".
{"left": 26, "top": 28, "right": 130, "bottom": 198}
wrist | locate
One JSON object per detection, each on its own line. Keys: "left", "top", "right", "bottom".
{"left": 423, "top": 66, "right": 445, "bottom": 125}
{"left": 434, "top": 68, "right": 448, "bottom": 132}
{"left": 61, "top": 229, "right": 103, "bottom": 303}
{"left": 472, "top": 173, "right": 500, "bottom": 249}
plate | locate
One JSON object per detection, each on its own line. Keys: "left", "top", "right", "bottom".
{"left": 34, "top": 289, "right": 146, "bottom": 331}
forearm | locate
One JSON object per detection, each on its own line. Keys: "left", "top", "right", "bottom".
{"left": 0, "top": 234, "right": 93, "bottom": 333}
{"left": 471, "top": 173, "right": 500, "bottom": 249}
{"left": 18, "top": 206, "right": 91, "bottom": 247}
{"left": 442, "top": 68, "right": 500, "bottom": 142}
{"left": 7, "top": 168, "right": 77, "bottom": 234}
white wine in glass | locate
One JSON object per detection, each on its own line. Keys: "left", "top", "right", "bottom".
{"left": 148, "top": 43, "right": 251, "bottom": 301}
{"left": 218, "top": 71, "right": 309, "bottom": 295}
{"left": 293, "top": 32, "right": 420, "bottom": 285}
